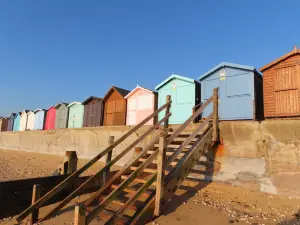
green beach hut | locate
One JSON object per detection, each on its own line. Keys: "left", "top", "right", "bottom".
{"left": 155, "top": 74, "right": 200, "bottom": 124}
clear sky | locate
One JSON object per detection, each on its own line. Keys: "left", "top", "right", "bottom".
{"left": 1, "top": 0, "right": 300, "bottom": 116}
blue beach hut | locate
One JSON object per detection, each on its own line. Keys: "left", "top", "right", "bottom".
{"left": 199, "top": 62, "right": 263, "bottom": 120}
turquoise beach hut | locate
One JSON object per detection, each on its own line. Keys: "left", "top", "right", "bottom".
{"left": 13, "top": 112, "right": 21, "bottom": 131}
{"left": 67, "top": 102, "right": 84, "bottom": 128}
{"left": 155, "top": 74, "right": 200, "bottom": 124}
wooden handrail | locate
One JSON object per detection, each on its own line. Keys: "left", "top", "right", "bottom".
{"left": 85, "top": 146, "right": 160, "bottom": 224}
{"left": 16, "top": 99, "right": 172, "bottom": 223}
{"left": 38, "top": 113, "right": 171, "bottom": 222}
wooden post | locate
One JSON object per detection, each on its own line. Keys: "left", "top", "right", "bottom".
{"left": 164, "top": 95, "right": 171, "bottom": 130}
{"left": 74, "top": 204, "right": 86, "bottom": 225}
{"left": 212, "top": 88, "right": 219, "bottom": 142}
{"left": 67, "top": 151, "right": 78, "bottom": 174}
{"left": 103, "top": 136, "right": 114, "bottom": 184}
{"left": 30, "top": 184, "right": 41, "bottom": 225}
{"left": 154, "top": 134, "right": 167, "bottom": 216}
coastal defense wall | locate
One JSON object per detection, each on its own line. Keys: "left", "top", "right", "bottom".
{"left": 0, "top": 121, "right": 299, "bottom": 198}
{"left": 215, "top": 120, "right": 300, "bottom": 198}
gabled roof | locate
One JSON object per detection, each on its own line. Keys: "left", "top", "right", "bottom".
{"left": 48, "top": 106, "right": 55, "bottom": 110}
{"left": 199, "top": 62, "right": 260, "bottom": 80}
{"left": 10, "top": 113, "right": 16, "bottom": 118}
{"left": 15, "top": 112, "right": 21, "bottom": 118}
{"left": 103, "top": 86, "right": 130, "bottom": 102}
{"left": 260, "top": 46, "right": 300, "bottom": 72}
{"left": 67, "top": 101, "right": 82, "bottom": 108}
{"left": 21, "top": 110, "right": 32, "bottom": 116}
{"left": 155, "top": 74, "right": 195, "bottom": 90}
{"left": 82, "top": 96, "right": 102, "bottom": 105}
{"left": 55, "top": 102, "right": 69, "bottom": 109}
{"left": 34, "top": 109, "right": 47, "bottom": 113}
{"left": 124, "top": 85, "right": 156, "bottom": 99}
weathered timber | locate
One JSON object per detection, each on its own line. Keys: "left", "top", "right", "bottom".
{"left": 74, "top": 204, "right": 86, "bottom": 225}
{"left": 212, "top": 88, "right": 219, "bottom": 142}
{"left": 30, "top": 184, "right": 41, "bottom": 225}
{"left": 103, "top": 136, "right": 114, "bottom": 184}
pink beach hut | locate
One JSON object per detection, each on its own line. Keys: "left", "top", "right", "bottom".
{"left": 124, "top": 85, "right": 157, "bottom": 126}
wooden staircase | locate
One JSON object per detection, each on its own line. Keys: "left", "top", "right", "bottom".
{"left": 11, "top": 89, "right": 219, "bottom": 225}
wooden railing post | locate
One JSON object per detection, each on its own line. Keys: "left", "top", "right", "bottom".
{"left": 74, "top": 204, "right": 86, "bottom": 225}
{"left": 103, "top": 136, "right": 114, "bottom": 184}
{"left": 154, "top": 134, "right": 167, "bottom": 216}
{"left": 164, "top": 95, "right": 171, "bottom": 130}
{"left": 67, "top": 151, "right": 78, "bottom": 174}
{"left": 212, "top": 88, "right": 219, "bottom": 142}
{"left": 30, "top": 184, "right": 41, "bottom": 225}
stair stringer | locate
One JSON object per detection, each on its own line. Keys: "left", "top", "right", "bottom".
{"left": 130, "top": 127, "right": 213, "bottom": 225}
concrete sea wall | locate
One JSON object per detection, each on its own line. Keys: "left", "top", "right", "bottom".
{"left": 0, "top": 121, "right": 299, "bottom": 198}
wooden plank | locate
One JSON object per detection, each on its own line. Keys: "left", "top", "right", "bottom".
{"left": 212, "top": 88, "right": 219, "bottom": 142}
{"left": 85, "top": 149, "right": 159, "bottom": 224}
{"left": 30, "top": 184, "right": 41, "bottom": 225}
{"left": 154, "top": 136, "right": 167, "bottom": 216}
{"left": 16, "top": 99, "right": 171, "bottom": 223}
{"left": 74, "top": 204, "right": 86, "bottom": 225}
{"left": 103, "top": 136, "right": 114, "bottom": 184}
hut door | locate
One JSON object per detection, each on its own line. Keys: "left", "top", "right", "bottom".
{"left": 106, "top": 101, "right": 115, "bottom": 125}
{"left": 275, "top": 66, "right": 299, "bottom": 115}
{"left": 127, "top": 98, "right": 137, "bottom": 125}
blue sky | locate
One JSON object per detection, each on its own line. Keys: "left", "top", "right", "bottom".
{"left": 0, "top": 0, "right": 300, "bottom": 116}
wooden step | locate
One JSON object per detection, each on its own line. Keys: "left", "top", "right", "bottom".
{"left": 168, "top": 131, "right": 203, "bottom": 136}
{"left": 94, "top": 207, "right": 131, "bottom": 225}
{"left": 138, "top": 158, "right": 178, "bottom": 166}
{"left": 172, "top": 137, "right": 198, "bottom": 142}
{"left": 130, "top": 167, "right": 157, "bottom": 174}
{"left": 154, "top": 143, "right": 192, "bottom": 149}
{"left": 111, "top": 184, "right": 151, "bottom": 199}
{"left": 147, "top": 150, "right": 187, "bottom": 157}
{"left": 121, "top": 175, "right": 157, "bottom": 185}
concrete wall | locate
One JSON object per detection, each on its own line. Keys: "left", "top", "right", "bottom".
{"left": 0, "top": 121, "right": 299, "bottom": 198}
{"left": 215, "top": 120, "right": 300, "bottom": 198}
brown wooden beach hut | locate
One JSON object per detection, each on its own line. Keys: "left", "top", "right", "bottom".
{"left": 260, "top": 46, "right": 300, "bottom": 118}
{"left": 82, "top": 96, "right": 103, "bottom": 127}
{"left": 103, "top": 86, "right": 130, "bottom": 126}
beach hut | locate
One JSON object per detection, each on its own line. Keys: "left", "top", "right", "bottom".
{"left": 26, "top": 111, "right": 35, "bottom": 130}
{"left": 82, "top": 96, "right": 103, "bottom": 127}
{"left": 124, "top": 86, "right": 157, "bottom": 125}
{"left": 44, "top": 106, "right": 56, "bottom": 130}
{"left": 55, "top": 103, "right": 69, "bottom": 129}
{"left": 260, "top": 46, "right": 300, "bottom": 118}
{"left": 67, "top": 102, "right": 84, "bottom": 128}
{"left": 7, "top": 113, "right": 16, "bottom": 131}
{"left": 103, "top": 86, "right": 130, "bottom": 126}
{"left": 13, "top": 112, "right": 21, "bottom": 131}
{"left": 156, "top": 74, "right": 200, "bottom": 124}
{"left": 199, "top": 62, "right": 263, "bottom": 120}
{"left": 34, "top": 109, "right": 47, "bottom": 130}
{"left": 0, "top": 117, "right": 8, "bottom": 131}
{"left": 19, "top": 110, "right": 31, "bottom": 131}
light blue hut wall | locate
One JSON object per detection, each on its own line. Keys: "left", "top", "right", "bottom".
{"left": 13, "top": 114, "right": 20, "bottom": 131}
{"left": 157, "top": 76, "right": 199, "bottom": 124}
{"left": 200, "top": 65, "right": 256, "bottom": 120}
{"left": 34, "top": 111, "right": 46, "bottom": 130}
{"left": 68, "top": 104, "right": 84, "bottom": 128}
